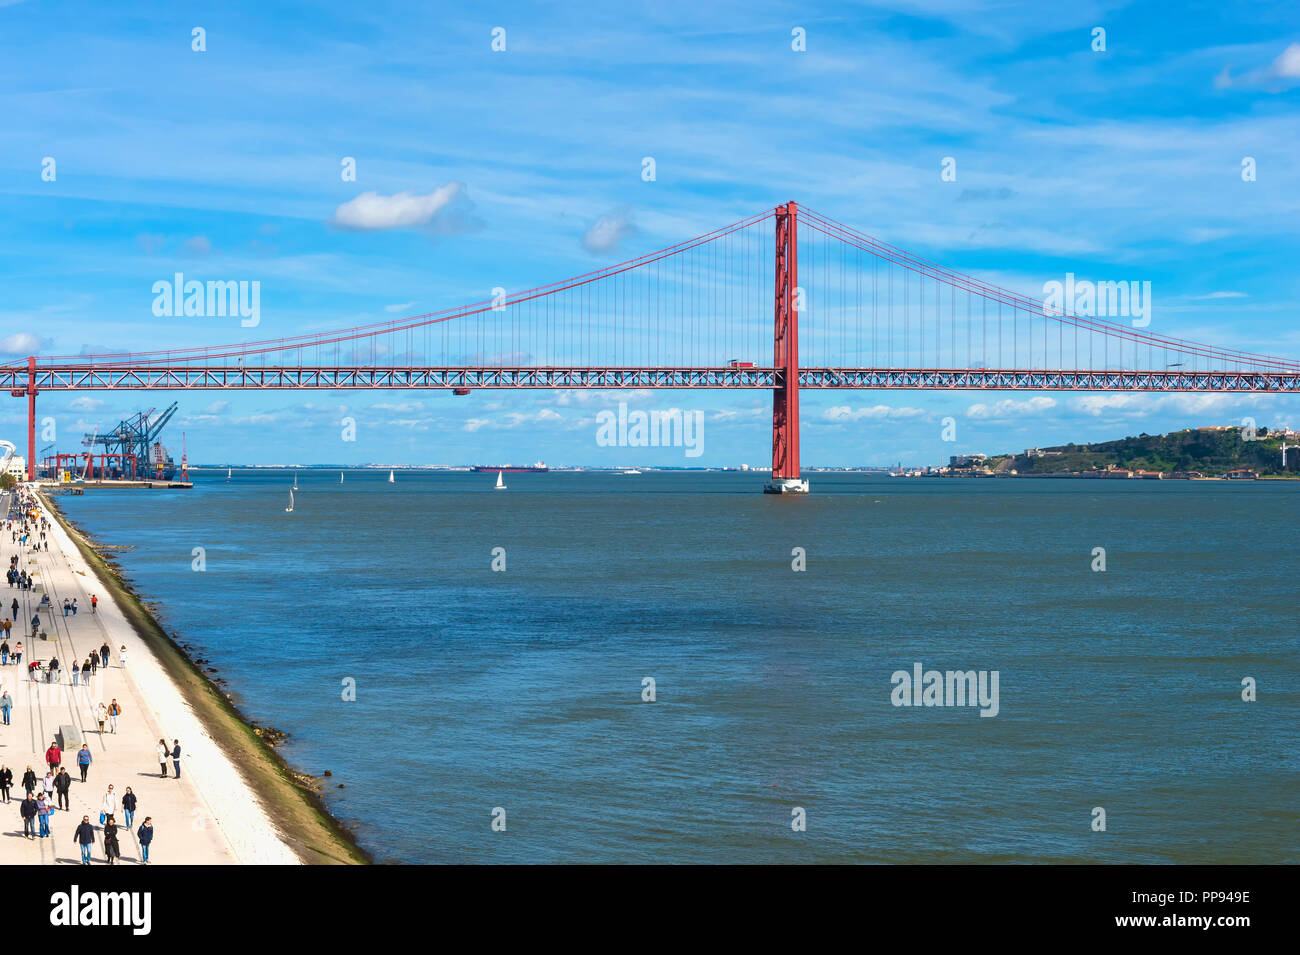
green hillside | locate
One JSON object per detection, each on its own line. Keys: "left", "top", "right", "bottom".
{"left": 985, "top": 427, "right": 1299, "bottom": 477}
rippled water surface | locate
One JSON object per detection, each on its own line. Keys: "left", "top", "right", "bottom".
{"left": 56, "top": 471, "right": 1299, "bottom": 863}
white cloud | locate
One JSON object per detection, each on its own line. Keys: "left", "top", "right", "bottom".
{"left": 1215, "top": 43, "right": 1300, "bottom": 90}
{"left": 1187, "top": 291, "right": 1247, "bottom": 300}
{"left": 385, "top": 302, "right": 414, "bottom": 313}
{"left": 1273, "top": 43, "right": 1300, "bottom": 78}
{"left": 966, "top": 396, "right": 1057, "bottom": 420}
{"left": 136, "top": 233, "right": 166, "bottom": 255}
{"left": 824, "top": 404, "right": 930, "bottom": 422}
{"left": 68, "top": 397, "right": 105, "bottom": 412}
{"left": 464, "top": 408, "right": 565, "bottom": 432}
{"left": 182, "top": 235, "right": 212, "bottom": 256}
{"left": 582, "top": 210, "right": 635, "bottom": 254}
{"left": 0, "top": 332, "right": 43, "bottom": 354}
{"left": 555, "top": 389, "right": 652, "bottom": 405}
{"left": 330, "top": 183, "right": 463, "bottom": 231}
{"left": 1070, "top": 393, "right": 1284, "bottom": 418}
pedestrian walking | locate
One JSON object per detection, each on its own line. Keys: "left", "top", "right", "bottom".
{"left": 0, "top": 688, "right": 11, "bottom": 725}
{"left": 42, "top": 770, "right": 55, "bottom": 798}
{"left": 171, "top": 740, "right": 182, "bottom": 778}
{"left": 100, "top": 642, "right": 111, "bottom": 666}
{"left": 99, "top": 784, "right": 117, "bottom": 825}
{"left": 19, "top": 792, "right": 37, "bottom": 838}
{"left": 77, "top": 744, "right": 92, "bottom": 782}
{"left": 121, "top": 787, "right": 137, "bottom": 828}
{"left": 156, "top": 740, "right": 168, "bottom": 778}
{"left": 91, "top": 595, "right": 97, "bottom": 614}
{"left": 36, "top": 792, "right": 52, "bottom": 838}
{"left": 70, "top": 599, "right": 77, "bottom": 616}
{"left": 0, "top": 764, "right": 12, "bottom": 803}
{"left": 54, "top": 768, "right": 71, "bottom": 810}
{"left": 103, "top": 815, "right": 120, "bottom": 864}
{"left": 21, "top": 765, "right": 36, "bottom": 795}
{"left": 0, "top": 637, "right": 8, "bottom": 665}
{"left": 96, "top": 702, "right": 107, "bottom": 734}
{"left": 137, "top": 816, "right": 154, "bottom": 863}
{"left": 72, "top": 661, "right": 80, "bottom": 686}
{"left": 74, "top": 815, "right": 95, "bottom": 864}
{"left": 13, "top": 640, "right": 21, "bottom": 665}
{"left": 45, "top": 740, "right": 61, "bottom": 773}
{"left": 88, "top": 652, "right": 97, "bottom": 676}
{"left": 119, "top": 644, "right": 127, "bottom": 667}
{"left": 108, "top": 698, "right": 122, "bottom": 733}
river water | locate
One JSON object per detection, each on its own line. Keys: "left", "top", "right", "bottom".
{"left": 55, "top": 471, "right": 1299, "bottom": 863}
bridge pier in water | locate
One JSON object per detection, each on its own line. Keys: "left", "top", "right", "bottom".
{"left": 765, "top": 201, "right": 809, "bottom": 494}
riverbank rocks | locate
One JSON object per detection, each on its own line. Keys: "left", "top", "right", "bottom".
{"left": 251, "top": 723, "right": 288, "bottom": 746}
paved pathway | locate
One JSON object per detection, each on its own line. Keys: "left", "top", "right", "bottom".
{"left": 0, "top": 489, "right": 237, "bottom": 865}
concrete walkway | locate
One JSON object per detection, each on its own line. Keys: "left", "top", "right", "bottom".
{"left": 0, "top": 489, "right": 286, "bottom": 865}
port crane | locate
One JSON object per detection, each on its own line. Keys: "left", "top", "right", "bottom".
{"left": 83, "top": 402, "right": 180, "bottom": 479}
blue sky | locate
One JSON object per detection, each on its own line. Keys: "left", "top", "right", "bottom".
{"left": 1, "top": 0, "right": 1299, "bottom": 467}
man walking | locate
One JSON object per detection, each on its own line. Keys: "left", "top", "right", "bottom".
{"left": 0, "top": 688, "right": 11, "bottom": 725}
{"left": 44, "top": 740, "right": 61, "bottom": 774}
{"left": 108, "top": 699, "right": 122, "bottom": 733}
{"left": 121, "top": 787, "right": 137, "bottom": 828}
{"left": 54, "top": 768, "right": 72, "bottom": 810}
{"left": 74, "top": 815, "right": 96, "bottom": 865}
{"left": 171, "top": 740, "right": 182, "bottom": 778}
{"left": 19, "top": 792, "right": 37, "bottom": 839}
{"left": 0, "top": 764, "right": 11, "bottom": 803}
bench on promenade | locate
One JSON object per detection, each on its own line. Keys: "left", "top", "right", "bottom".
{"left": 58, "top": 723, "right": 82, "bottom": 750}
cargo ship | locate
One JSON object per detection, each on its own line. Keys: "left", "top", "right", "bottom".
{"left": 471, "top": 461, "right": 548, "bottom": 473}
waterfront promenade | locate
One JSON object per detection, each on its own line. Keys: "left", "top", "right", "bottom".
{"left": 0, "top": 489, "right": 298, "bottom": 865}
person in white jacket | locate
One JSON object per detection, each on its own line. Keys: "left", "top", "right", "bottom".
{"left": 156, "top": 740, "right": 168, "bottom": 778}
{"left": 100, "top": 784, "right": 117, "bottom": 825}
{"left": 119, "top": 645, "right": 128, "bottom": 668}
{"left": 95, "top": 703, "right": 107, "bottom": 734}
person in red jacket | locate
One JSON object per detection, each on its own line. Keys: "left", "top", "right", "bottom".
{"left": 45, "top": 741, "right": 61, "bottom": 773}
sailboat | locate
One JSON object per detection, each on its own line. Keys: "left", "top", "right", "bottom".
{"left": 388, "top": 470, "right": 395, "bottom": 483}
{"left": 285, "top": 487, "right": 295, "bottom": 513}
{"left": 340, "top": 471, "right": 344, "bottom": 484}
{"left": 293, "top": 471, "right": 299, "bottom": 490}
{"left": 494, "top": 470, "right": 507, "bottom": 490}
{"left": 226, "top": 468, "right": 231, "bottom": 482}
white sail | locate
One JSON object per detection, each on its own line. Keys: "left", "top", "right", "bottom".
{"left": 285, "top": 487, "right": 294, "bottom": 513}
{"left": 388, "top": 469, "right": 395, "bottom": 483}
{"left": 226, "top": 467, "right": 231, "bottom": 481}
{"left": 494, "top": 470, "right": 506, "bottom": 490}
{"left": 293, "top": 471, "right": 299, "bottom": 490}
{"left": 340, "top": 471, "right": 344, "bottom": 484}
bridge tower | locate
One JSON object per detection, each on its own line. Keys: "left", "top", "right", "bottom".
{"left": 765, "top": 201, "right": 809, "bottom": 494}
{"left": 9, "top": 357, "right": 38, "bottom": 481}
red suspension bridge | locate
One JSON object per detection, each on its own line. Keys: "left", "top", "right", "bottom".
{"left": 7, "top": 202, "right": 1300, "bottom": 491}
